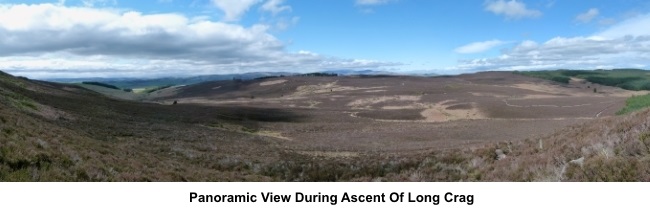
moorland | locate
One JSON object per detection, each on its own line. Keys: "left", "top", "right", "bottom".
{"left": 2, "top": 70, "right": 650, "bottom": 181}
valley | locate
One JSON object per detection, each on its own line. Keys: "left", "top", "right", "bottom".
{"left": 2, "top": 70, "right": 650, "bottom": 181}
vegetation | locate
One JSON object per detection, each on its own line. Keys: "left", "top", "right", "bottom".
{"left": 3, "top": 69, "right": 650, "bottom": 181}
{"left": 617, "top": 94, "right": 650, "bottom": 115}
{"left": 517, "top": 69, "right": 650, "bottom": 90}
{"left": 299, "top": 72, "right": 338, "bottom": 77}
{"left": 516, "top": 71, "right": 571, "bottom": 84}
{"left": 518, "top": 69, "right": 650, "bottom": 114}
{"left": 254, "top": 75, "right": 285, "bottom": 80}
{"left": 81, "top": 81, "right": 120, "bottom": 90}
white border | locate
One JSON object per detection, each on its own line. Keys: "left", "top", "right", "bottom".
{"left": 0, "top": 182, "right": 646, "bottom": 212}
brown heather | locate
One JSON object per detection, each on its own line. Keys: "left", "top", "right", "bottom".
{"left": 1, "top": 70, "right": 649, "bottom": 181}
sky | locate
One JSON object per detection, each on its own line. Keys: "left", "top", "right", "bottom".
{"left": 1, "top": 0, "right": 650, "bottom": 79}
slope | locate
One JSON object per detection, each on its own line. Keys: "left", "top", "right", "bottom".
{"left": 0, "top": 71, "right": 303, "bottom": 181}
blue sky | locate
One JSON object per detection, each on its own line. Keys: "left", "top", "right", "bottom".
{"left": 1, "top": 0, "right": 650, "bottom": 78}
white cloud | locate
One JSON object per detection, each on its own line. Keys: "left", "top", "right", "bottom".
{"left": 449, "top": 14, "right": 650, "bottom": 72}
{"left": 484, "top": 0, "right": 542, "bottom": 19}
{"left": 455, "top": 40, "right": 506, "bottom": 54}
{"left": 261, "top": 0, "right": 291, "bottom": 15}
{"left": 356, "top": 0, "right": 394, "bottom": 6}
{"left": 544, "top": 0, "right": 555, "bottom": 8}
{"left": 0, "top": 3, "right": 398, "bottom": 78}
{"left": 597, "top": 14, "right": 650, "bottom": 38}
{"left": 211, "top": 0, "right": 261, "bottom": 21}
{"left": 598, "top": 18, "right": 616, "bottom": 26}
{"left": 81, "top": 0, "right": 116, "bottom": 7}
{"left": 274, "top": 16, "right": 300, "bottom": 30}
{"left": 575, "top": 8, "right": 599, "bottom": 23}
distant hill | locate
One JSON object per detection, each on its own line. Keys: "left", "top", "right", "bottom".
{"left": 46, "top": 72, "right": 294, "bottom": 89}
{"left": 323, "top": 69, "right": 404, "bottom": 76}
{"left": 44, "top": 70, "right": 408, "bottom": 89}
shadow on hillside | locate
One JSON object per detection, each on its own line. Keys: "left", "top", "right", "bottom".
{"left": 182, "top": 105, "right": 307, "bottom": 123}
{"left": 3, "top": 77, "right": 306, "bottom": 124}
{"left": 172, "top": 80, "right": 254, "bottom": 98}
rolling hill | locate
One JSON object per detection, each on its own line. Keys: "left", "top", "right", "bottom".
{"left": 1, "top": 70, "right": 649, "bottom": 181}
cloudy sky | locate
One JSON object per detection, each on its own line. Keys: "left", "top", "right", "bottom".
{"left": 1, "top": 0, "right": 650, "bottom": 79}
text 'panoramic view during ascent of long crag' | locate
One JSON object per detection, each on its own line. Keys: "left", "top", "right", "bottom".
{"left": 2, "top": 1, "right": 650, "bottom": 181}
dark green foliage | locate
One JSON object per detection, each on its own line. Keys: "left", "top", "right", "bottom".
{"left": 549, "top": 76, "right": 571, "bottom": 84}
{"left": 299, "top": 72, "right": 338, "bottom": 77}
{"left": 517, "top": 69, "right": 650, "bottom": 91}
{"left": 558, "top": 70, "right": 595, "bottom": 77}
{"left": 515, "top": 70, "right": 650, "bottom": 115}
{"left": 82, "top": 81, "right": 120, "bottom": 90}
{"left": 583, "top": 76, "right": 643, "bottom": 88}
{"left": 254, "top": 75, "right": 284, "bottom": 80}
{"left": 517, "top": 71, "right": 570, "bottom": 83}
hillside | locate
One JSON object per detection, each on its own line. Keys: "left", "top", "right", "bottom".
{"left": 1, "top": 70, "right": 649, "bottom": 181}
{"left": 0, "top": 71, "right": 302, "bottom": 181}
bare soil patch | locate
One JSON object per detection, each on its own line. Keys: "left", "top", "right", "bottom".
{"left": 260, "top": 79, "right": 287, "bottom": 86}
{"left": 347, "top": 95, "right": 421, "bottom": 109}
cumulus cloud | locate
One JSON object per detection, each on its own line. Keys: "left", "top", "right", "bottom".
{"left": 484, "top": 0, "right": 542, "bottom": 19}
{"left": 455, "top": 40, "right": 506, "bottom": 54}
{"left": 0, "top": 4, "right": 398, "bottom": 78}
{"left": 211, "top": 0, "right": 261, "bottom": 21}
{"left": 449, "top": 14, "right": 650, "bottom": 72}
{"left": 597, "top": 14, "right": 650, "bottom": 38}
{"left": 575, "top": 8, "right": 599, "bottom": 23}
{"left": 0, "top": 4, "right": 280, "bottom": 60}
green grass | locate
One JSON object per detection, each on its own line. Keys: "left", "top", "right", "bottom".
{"left": 617, "top": 94, "right": 650, "bottom": 115}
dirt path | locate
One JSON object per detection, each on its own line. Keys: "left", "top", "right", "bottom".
{"left": 595, "top": 103, "right": 618, "bottom": 117}
{"left": 502, "top": 99, "right": 615, "bottom": 108}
